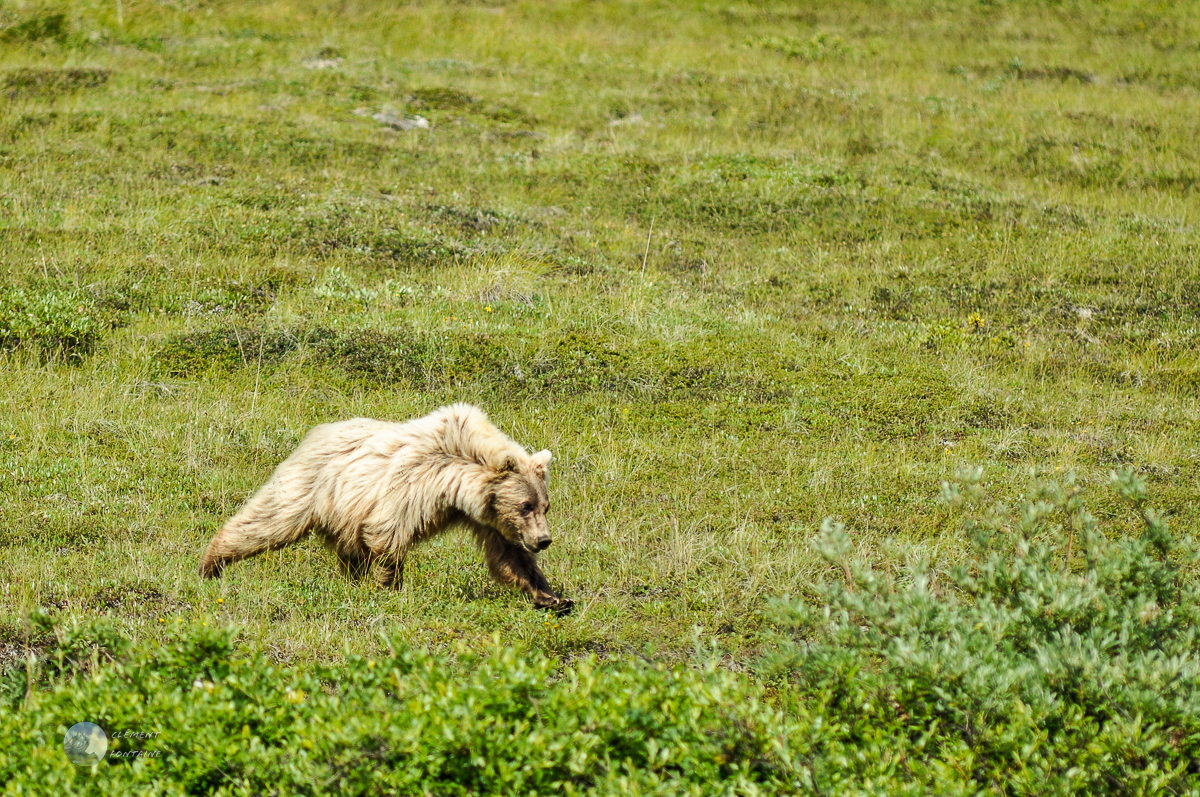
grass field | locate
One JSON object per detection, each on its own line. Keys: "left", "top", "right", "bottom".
{"left": 2, "top": 0, "right": 1199, "bottom": 680}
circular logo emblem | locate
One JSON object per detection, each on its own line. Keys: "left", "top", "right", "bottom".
{"left": 64, "top": 722, "right": 108, "bottom": 765}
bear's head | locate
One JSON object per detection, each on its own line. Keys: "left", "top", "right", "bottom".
{"left": 489, "top": 449, "right": 553, "bottom": 553}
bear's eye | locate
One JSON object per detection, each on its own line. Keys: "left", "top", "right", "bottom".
{"left": 520, "top": 502, "right": 534, "bottom": 515}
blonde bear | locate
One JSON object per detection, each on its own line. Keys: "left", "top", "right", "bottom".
{"left": 199, "top": 403, "right": 572, "bottom": 613}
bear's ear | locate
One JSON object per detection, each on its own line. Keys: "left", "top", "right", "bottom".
{"left": 530, "top": 449, "right": 552, "bottom": 479}
{"left": 496, "top": 451, "right": 521, "bottom": 473}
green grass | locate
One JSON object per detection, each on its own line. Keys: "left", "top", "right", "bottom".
{"left": 2, "top": 0, "right": 1200, "bottom": 784}
{"left": 5, "top": 468, "right": 1198, "bottom": 794}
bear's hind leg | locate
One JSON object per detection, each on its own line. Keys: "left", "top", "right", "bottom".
{"left": 375, "top": 555, "right": 405, "bottom": 590}
{"left": 335, "top": 551, "right": 372, "bottom": 582}
{"left": 199, "top": 486, "right": 313, "bottom": 578}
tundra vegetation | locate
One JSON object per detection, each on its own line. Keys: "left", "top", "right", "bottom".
{"left": 2, "top": 0, "right": 1199, "bottom": 793}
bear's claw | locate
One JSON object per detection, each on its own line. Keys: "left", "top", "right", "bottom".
{"left": 535, "top": 595, "right": 575, "bottom": 616}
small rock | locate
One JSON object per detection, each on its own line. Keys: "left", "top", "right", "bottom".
{"left": 372, "top": 110, "right": 431, "bottom": 131}
{"left": 608, "top": 113, "right": 643, "bottom": 127}
{"left": 303, "top": 57, "right": 342, "bottom": 70}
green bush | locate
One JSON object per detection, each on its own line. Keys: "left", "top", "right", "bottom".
{"left": 3, "top": 624, "right": 798, "bottom": 795}
{"left": 0, "top": 13, "right": 67, "bottom": 44}
{"left": 6, "top": 471, "right": 1200, "bottom": 794}
{"left": 762, "top": 467, "right": 1200, "bottom": 795}
{"left": 0, "top": 288, "right": 113, "bottom": 362}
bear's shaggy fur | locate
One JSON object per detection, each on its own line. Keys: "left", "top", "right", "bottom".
{"left": 198, "top": 403, "right": 572, "bottom": 612}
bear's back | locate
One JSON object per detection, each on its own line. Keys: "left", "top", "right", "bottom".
{"left": 299, "top": 405, "right": 521, "bottom": 471}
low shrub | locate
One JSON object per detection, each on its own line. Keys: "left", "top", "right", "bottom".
{"left": 3, "top": 623, "right": 798, "bottom": 795}
{"left": 0, "top": 13, "right": 67, "bottom": 44}
{"left": 6, "top": 470, "right": 1198, "bottom": 794}
{"left": 762, "top": 467, "right": 1200, "bottom": 795}
{"left": 0, "top": 288, "right": 116, "bottom": 362}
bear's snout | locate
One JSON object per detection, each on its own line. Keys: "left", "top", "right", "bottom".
{"left": 535, "top": 536, "right": 552, "bottom": 551}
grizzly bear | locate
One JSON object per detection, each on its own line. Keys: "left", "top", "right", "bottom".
{"left": 198, "top": 403, "right": 572, "bottom": 613}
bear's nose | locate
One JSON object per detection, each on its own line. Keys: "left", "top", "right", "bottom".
{"left": 535, "top": 537, "right": 552, "bottom": 551}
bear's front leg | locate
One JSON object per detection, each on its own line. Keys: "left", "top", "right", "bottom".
{"left": 476, "top": 527, "right": 574, "bottom": 615}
